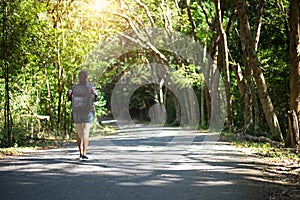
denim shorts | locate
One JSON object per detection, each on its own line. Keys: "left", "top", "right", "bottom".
{"left": 73, "top": 111, "right": 95, "bottom": 124}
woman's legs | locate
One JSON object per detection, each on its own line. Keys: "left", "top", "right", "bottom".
{"left": 76, "top": 123, "right": 84, "bottom": 156}
{"left": 75, "top": 123, "right": 91, "bottom": 157}
{"left": 82, "top": 123, "right": 91, "bottom": 156}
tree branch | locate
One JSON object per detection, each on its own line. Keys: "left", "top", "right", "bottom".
{"left": 135, "top": 0, "right": 155, "bottom": 28}
{"left": 186, "top": 0, "right": 198, "bottom": 43}
{"left": 254, "top": 0, "right": 264, "bottom": 51}
{"left": 107, "top": 12, "right": 169, "bottom": 64}
{"left": 199, "top": 1, "right": 212, "bottom": 27}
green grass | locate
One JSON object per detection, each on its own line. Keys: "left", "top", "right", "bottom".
{"left": 90, "top": 123, "right": 119, "bottom": 137}
{"left": 0, "top": 137, "right": 74, "bottom": 158}
{"left": 220, "top": 132, "right": 300, "bottom": 161}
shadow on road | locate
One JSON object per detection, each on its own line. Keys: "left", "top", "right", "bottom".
{"left": 0, "top": 126, "right": 281, "bottom": 200}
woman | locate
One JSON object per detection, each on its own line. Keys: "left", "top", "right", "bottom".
{"left": 68, "top": 70, "right": 98, "bottom": 160}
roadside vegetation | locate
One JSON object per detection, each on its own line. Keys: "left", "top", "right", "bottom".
{"left": 221, "top": 132, "right": 300, "bottom": 200}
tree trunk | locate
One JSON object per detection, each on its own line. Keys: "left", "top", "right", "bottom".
{"left": 56, "top": 43, "right": 62, "bottom": 129}
{"left": 252, "top": 0, "right": 264, "bottom": 134}
{"left": 206, "top": 34, "right": 220, "bottom": 126}
{"left": 232, "top": 64, "right": 245, "bottom": 98}
{"left": 234, "top": 0, "right": 283, "bottom": 141}
{"left": 288, "top": 0, "right": 300, "bottom": 147}
{"left": 201, "top": 85, "right": 206, "bottom": 126}
{"left": 215, "top": 0, "right": 232, "bottom": 130}
{"left": 233, "top": 0, "right": 264, "bottom": 134}
{"left": 171, "top": 92, "right": 180, "bottom": 126}
{"left": 241, "top": 48, "right": 253, "bottom": 132}
{"left": 44, "top": 66, "right": 54, "bottom": 129}
{"left": 252, "top": 84, "right": 261, "bottom": 133}
{"left": 183, "top": 88, "right": 198, "bottom": 126}
{"left": 232, "top": 63, "right": 247, "bottom": 128}
{"left": 288, "top": 110, "right": 300, "bottom": 147}
{"left": 210, "top": 57, "right": 221, "bottom": 131}
{"left": 233, "top": 63, "right": 261, "bottom": 134}
{"left": 254, "top": 0, "right": 264, "bottom": 52}
{"left": 2, "top": 0, "right": 13, "bottom": 146}
{"left": 186, "top": 0, "right": 207, "bottom": 127}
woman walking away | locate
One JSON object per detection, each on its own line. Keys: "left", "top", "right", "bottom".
{"left": 67, "top": 70, "right": 98, "bottom": 160}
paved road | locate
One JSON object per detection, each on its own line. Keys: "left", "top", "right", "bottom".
{"left": 0, "top": 125, "right": 270, "bottom": 200}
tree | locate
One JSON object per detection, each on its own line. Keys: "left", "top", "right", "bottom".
{"left": 214, "top": 0, "right": 232, "bottom": 130}
{"left": 288, "top": 0, "right": 300, "bottom": 147}
{"left": 234, "top": 0, "right": 283, "bottom": 141}
{"left": 1, "top": 0, "right": 12, "bottom": 146}
{"left": 0, "top": 0, "right": 109, "bottom": 146}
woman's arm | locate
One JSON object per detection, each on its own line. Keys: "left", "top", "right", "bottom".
{"left": 91, "top": 86, "right": 98, "bottom": 102}
{"left": 67, "top": 88, "right": 73, "bottom": 101}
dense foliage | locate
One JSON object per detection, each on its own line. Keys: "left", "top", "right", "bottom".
{"left": 0, "top": 0, "right": 297, "bottom": 147}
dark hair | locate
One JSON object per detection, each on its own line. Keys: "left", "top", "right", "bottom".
{"left": 78, "top": 70, "right": 88, "bottom": 85}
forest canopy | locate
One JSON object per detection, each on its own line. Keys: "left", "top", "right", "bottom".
{"left": 0, "top": 0, "right": 299, "bottom": 148}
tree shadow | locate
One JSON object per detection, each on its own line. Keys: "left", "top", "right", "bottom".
{"left": 0, "top": 127, "right": 292, "bottom": 200}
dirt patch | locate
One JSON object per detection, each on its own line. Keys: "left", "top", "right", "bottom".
{"left": 0, "top": 139, "right": 75, "bottom": 159}
{"left": 259, "top": 155, "right": 300, "bottom": 200}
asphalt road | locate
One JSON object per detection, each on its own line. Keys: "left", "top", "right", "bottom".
{"left": 0, "top": 124, "right": 271, "bottom": 200}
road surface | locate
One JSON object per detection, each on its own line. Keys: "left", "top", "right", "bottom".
{"left": 0, "top": 124, "right": 272, "bottom": 200}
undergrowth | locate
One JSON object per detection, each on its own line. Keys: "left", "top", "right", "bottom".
{"left": 220, "top": 132, "right": 300, "bottom": 163}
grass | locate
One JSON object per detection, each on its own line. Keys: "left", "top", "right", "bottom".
{"left": 220, "top": 132, "right": 300, "bottom": 164}
{"left": 0, "top": 137, "right": 75, "bottom": 158}
{"left": 90, "top": 123, "right": 119, "bottom": 137}
{"left": 0, "top": 147, "right": 30, "bottom": 157}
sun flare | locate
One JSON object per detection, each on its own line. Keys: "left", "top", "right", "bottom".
{"left": 91, "top": 0, "right": 112, "bottom": 12}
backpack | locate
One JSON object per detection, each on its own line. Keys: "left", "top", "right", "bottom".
{"left": 72, "top": 84, "right": 93, "bottom": 113}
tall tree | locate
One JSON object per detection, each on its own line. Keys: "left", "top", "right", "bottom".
{"left": 288, "top": 0, "right": 300, "bottom": 147}
{"left": 1, "top": 0, "right": 13, "bottom": 146}
{"left": 234, "top": 0, "right": 283, "bottom": 141}
{"left": 185, "top": 0, "right": 209, "bottom": 126}
{"left": 214, "top": 0, "right": 232, "bottom": 129}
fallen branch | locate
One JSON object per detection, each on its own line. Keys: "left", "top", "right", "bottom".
{"left": 244, "top": 134, "right": 283, "bottom": 147}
